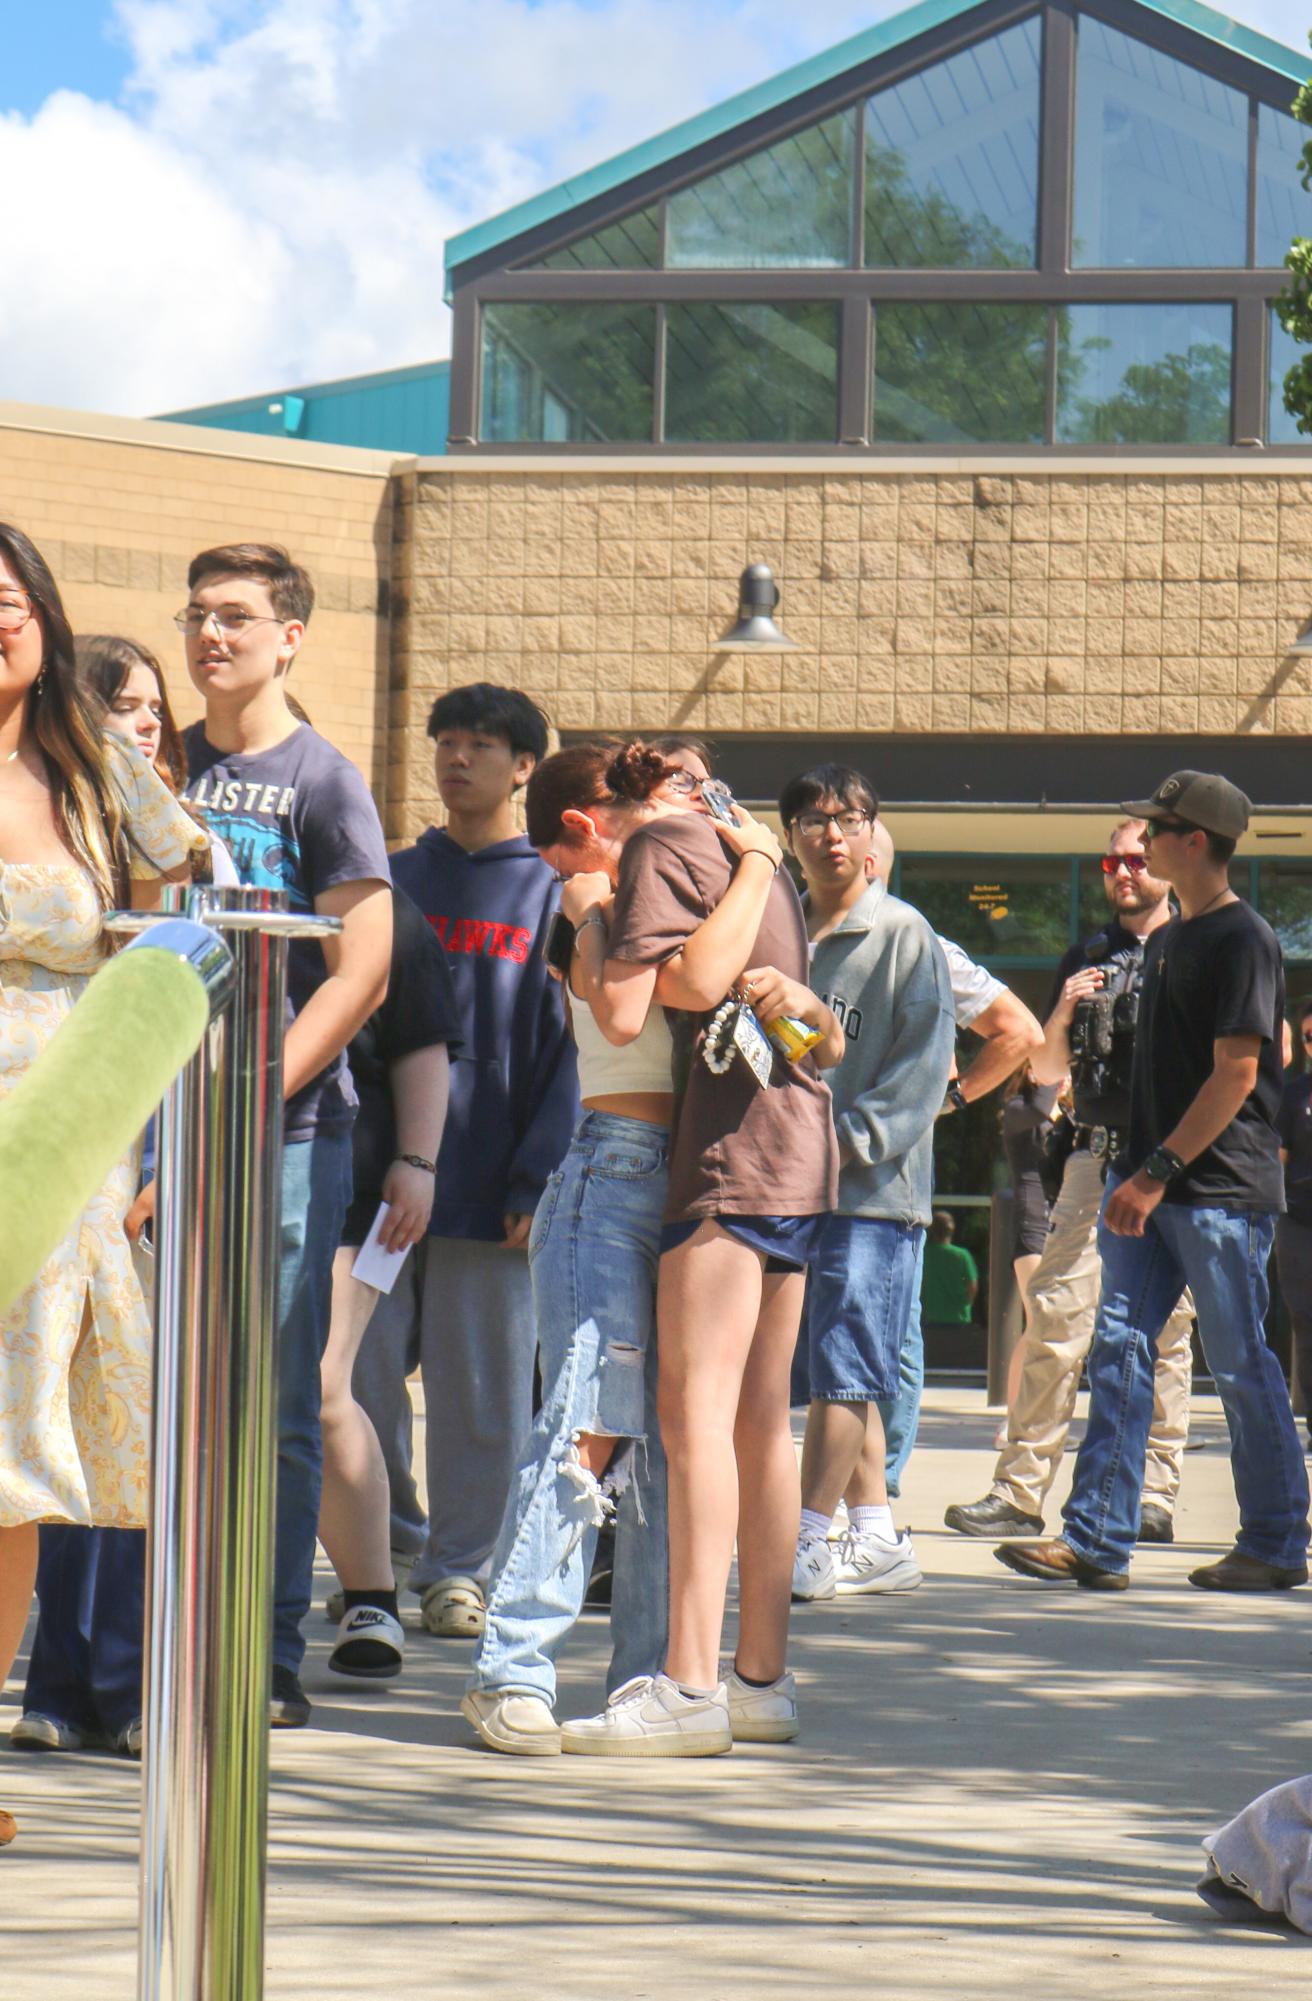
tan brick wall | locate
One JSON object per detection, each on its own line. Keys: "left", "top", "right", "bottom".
{"left": 0, "top": 413, "right": 397, "bottom": 801}
{"left": 389, "top": 463, "right": 1312, "bottom": 842}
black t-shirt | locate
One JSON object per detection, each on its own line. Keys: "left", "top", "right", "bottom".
{"left": 1047, "top": 920, "right": 1146, "bottom": 1130}
{"left": 1126, "top": 900, "right": 1285, "bottom": 1210}
{"left": 349, "top": 888, "right": 462, "bottom": 1202}
{"left": 1277, "top": 1073, "right": 1312, "bottom": 1226}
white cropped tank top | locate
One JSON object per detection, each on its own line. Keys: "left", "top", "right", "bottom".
{"left": 569, "top": 985, "right": 675, "bottom": 1099}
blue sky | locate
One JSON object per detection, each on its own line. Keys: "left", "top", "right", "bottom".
{"left": 2, "top": 0, "right": 1310, "bottom": 418}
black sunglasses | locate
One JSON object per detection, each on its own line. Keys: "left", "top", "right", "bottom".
{"left": 1144, "top": 815, "right": 1201, "bottom": 840}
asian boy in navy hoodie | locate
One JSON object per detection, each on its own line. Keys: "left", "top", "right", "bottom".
{"left": 355, "top": 684, "right": 578, "bottom": 1638}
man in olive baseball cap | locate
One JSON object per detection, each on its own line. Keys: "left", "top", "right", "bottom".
{"left": 1121, "top": 770, "right": 1252, "bottom": 840}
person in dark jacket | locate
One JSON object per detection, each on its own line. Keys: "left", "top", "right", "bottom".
{"left": 353, "top": 685, "right": 579, "bottom": 1639}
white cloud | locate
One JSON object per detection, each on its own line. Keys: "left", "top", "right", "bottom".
{"left": 2, "top": 0, "right": 1310, "bottom": 416}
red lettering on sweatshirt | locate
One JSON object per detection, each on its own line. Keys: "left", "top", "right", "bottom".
{"left": 425, "top": 913, "right": 534, "bottom": 961}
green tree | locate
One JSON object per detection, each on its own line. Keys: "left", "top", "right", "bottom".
{"left": 1058, "top": 339, "right": 1231, "bottom": 445}
{"left": 1274, "top": 70, "right": 1312, "bottom": 435}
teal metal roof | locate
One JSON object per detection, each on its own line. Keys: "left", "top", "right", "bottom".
{"left": 443, "top": 0, "right": 1312, "bottom": 289}
{"left": 159, "top": 359, "right": 450, "bottom": 455}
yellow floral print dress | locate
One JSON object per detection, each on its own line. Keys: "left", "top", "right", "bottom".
{"left": 0, "top": 738, "right": 208, "bottom": 1529}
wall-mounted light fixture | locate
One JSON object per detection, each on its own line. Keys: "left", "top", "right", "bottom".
{"left": 714, "top": 563, "right": 798, "bottom": 653}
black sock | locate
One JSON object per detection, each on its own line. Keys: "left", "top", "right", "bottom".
{"left": 733, "top": 1665, "right": 779, "bottom": 1689}
{"left": 343, "top": 1589, "right": 398, "bottom": 1619}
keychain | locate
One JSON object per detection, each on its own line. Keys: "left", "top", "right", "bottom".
{"left": 702, "top": 993, "right": 773, "bottom": 1088}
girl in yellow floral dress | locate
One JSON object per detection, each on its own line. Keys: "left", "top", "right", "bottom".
{"left": 0, "top": 524, "right": 208, "bottom": 1846}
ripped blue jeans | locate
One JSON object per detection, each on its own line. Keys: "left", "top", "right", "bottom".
{"left": 468, "top": 1113, "right": 669, "bottom": 1705}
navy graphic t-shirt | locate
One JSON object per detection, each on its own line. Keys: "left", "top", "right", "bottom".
{"left": 184, "top": 722, "right": 390, "bottom": 1142}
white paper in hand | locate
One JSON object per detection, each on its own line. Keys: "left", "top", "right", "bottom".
{"left": 351, "top": 1202, "right": 410, "bottom": 1295}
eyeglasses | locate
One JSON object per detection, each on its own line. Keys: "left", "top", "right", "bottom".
{"left": 792, "top": 810, "right": 871, "bottom": 840}
{"left": 173, "top": 606, "right": 286, "bottom": 637}
{"left": 1100, "top": 853, "right": 1149, "bottom": 875}
{"left": 660, "top": 769, "right": 703, "bottom": 796}
{"left": 0, "top": 591, "right": 37, "bottom": 633}
{"left": 1144, "top": 815, "right": 1200, "bottom": 840}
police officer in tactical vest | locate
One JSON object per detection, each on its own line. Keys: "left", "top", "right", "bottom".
{"left": 944, "top": 818, "right": 1195, "bottom": 1541}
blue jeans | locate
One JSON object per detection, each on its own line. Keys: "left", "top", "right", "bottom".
{"left": 275, "top": 1130, "right": 354, "bottom": 1674}
{"left": 805, "top": 1216, "right": 924, "bottom": 1402}
{"left": 1063, "top": 1179, "right": 1310, "bottom": 1575}
{"left": 879, "top": 1236, "right": 926, "bottom": 1499}
{"left": 23, "top": 1527, "right": 145, "bottom": 1739}
{"left": 469, "top": 1113, "right": 669, "bottom": 1705}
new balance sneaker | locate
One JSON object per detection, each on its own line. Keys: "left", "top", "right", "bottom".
{"left": 420, "top": 1575, "right": 486, "bottom": 1638}
{"left": 791, "top": 1534, "right": 837, "bottom": 1602}
{"left": 832, "top": 1527, "right": 923, "bottom": 1595}
{"left": 329, "top": 1604, "right": 406, "bottom": 1679}
{"left": 461, "top": 1688, "right": 561, "bottom": 1756}
{"left": 725, "top": 1669, "right": 799, "bottom": 1743}
{"left": 560, "top": 1675, "right": 732, "bottom": 1758}
{"left": 10, "top": 1712, "right": 97, "bottom": 1753}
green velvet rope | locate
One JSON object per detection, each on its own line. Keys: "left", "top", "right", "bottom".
{"left": 0, "top": 947, "right": 210, "bottom": 1316}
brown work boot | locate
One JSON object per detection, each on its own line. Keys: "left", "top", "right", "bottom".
{"left": 994, "top": 1538, "right": 1128, "bottom": 1590}
{"left": 1188, "top": 1548, "right": 1308, "bottom": 1592}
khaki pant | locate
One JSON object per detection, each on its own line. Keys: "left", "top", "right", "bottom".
{"left": 993, "top": 1149, "right": 1194, "bottom": 1517}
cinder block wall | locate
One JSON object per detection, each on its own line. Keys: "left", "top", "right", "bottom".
{"left": 0, "top": 410, "right": 398, "bottom": 799}
{"left": 390, "top": 463, "right": 1312, "bottom": 842}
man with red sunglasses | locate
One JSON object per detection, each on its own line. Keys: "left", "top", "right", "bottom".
{"left": 945, "top": 818, "right": 1195, "bottom": 1541}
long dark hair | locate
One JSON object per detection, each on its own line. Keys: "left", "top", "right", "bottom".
{"left": 75, "top": 633, "right": 189, "bottom": 794}
{"left": 525, "top": 737, "right": 673, "bottom": 851}
{"left": 0, "top": 522, "right": 129, "bottom": 908}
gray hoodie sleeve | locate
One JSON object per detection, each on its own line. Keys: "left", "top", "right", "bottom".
{"left": 834, "top": 935, "right": 957, "bottom": 1171}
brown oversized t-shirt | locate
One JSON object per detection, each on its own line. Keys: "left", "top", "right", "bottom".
{"left": 607, "top": 812, "right": 838, "bottom": 1223}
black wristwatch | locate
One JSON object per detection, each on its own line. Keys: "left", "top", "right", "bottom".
{"left": 943, "top": 1082, "right": 969, "bottom": 1116}
{"left": 1140, "top": 1145, "right": 1184, "bottom": 1185}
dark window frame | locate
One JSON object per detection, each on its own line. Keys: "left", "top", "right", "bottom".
{"left": 446, "top": 0, "right": 1312, "bottom": 454}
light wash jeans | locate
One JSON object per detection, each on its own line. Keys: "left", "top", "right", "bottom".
{"left": 469, "top": 1112, "right": 669, "bottom": 1705}
{"left": 1062, "top": 1177, "right": 1310, "bottom": 1575}
{"left": 879, "top": 1235, "right": 926, "bottom": 1499}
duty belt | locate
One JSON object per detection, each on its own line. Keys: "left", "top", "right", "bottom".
{"left": 1073, "top": 1123, "right": 1126, "bottom": 1161}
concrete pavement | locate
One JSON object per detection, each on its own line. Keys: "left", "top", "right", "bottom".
{"left": 2, "top": 1387, "right": 1309, "bottom": 1997}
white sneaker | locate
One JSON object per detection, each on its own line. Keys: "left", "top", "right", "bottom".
{"left": 461, "top": 1688, "right": 561, "bottom": 1756}
{"left": 725, "top": 1669, "right": 799, "bottom": 1743}
{"left": 791, "top": 1534, "right": 837, "bottom": 1601}
{"left": 833, "top": 1527, "right": 923, "bottom": 1595}
{"left": 560, "top": 1674, "right": 732, "bottom": 1758}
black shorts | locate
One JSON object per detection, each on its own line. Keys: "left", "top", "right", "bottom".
{"left": 340, "top": 1189, "right": 384, "bottom": 1250}
{"left": 659, "top": 1213, "right": 822, "bottom": 1275}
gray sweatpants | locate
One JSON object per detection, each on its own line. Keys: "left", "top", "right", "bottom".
{"left": 352, "top": 1234, "right": 536, "bottom": 1591}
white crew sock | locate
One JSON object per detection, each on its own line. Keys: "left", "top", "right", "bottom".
{"left": 850, "top": 1503, "right": 895, "bottom": 1542}
{"left": 799, "top": 1508, "right": 832, "bottom": 1545}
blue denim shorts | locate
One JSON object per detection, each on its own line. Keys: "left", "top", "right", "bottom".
{"left": 659, "top": 1213, "right": 822, "bottom": 1274}
{"left": 803, "top": 1214, "right": 925, "bottom": 1402}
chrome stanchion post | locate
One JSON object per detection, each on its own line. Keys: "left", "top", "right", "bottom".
{"left": 123, "top": 887, "right": 341, "bottom": 2001}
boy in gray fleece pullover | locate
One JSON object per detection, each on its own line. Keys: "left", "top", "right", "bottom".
{"left": 781, "top": 764, "right": 956, "bottom": 1603}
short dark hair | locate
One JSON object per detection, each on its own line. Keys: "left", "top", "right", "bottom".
{"left": 929, "top": 1210, "right": 955, "bottom": 1243}
{"left": 187, "top": 542, "right": 314, "bottom": 624}
{"left": 1300, "top": 997, "right": 1312, "bottom": 1027}
{"left": 426, "top": 682, "right": 550, "bottom": 762}
{"left": 1205, "top": 830, "right": 1237, "bottom": 866}
{"left": 778, "top": 762, "right": 878, "bottom": 827}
